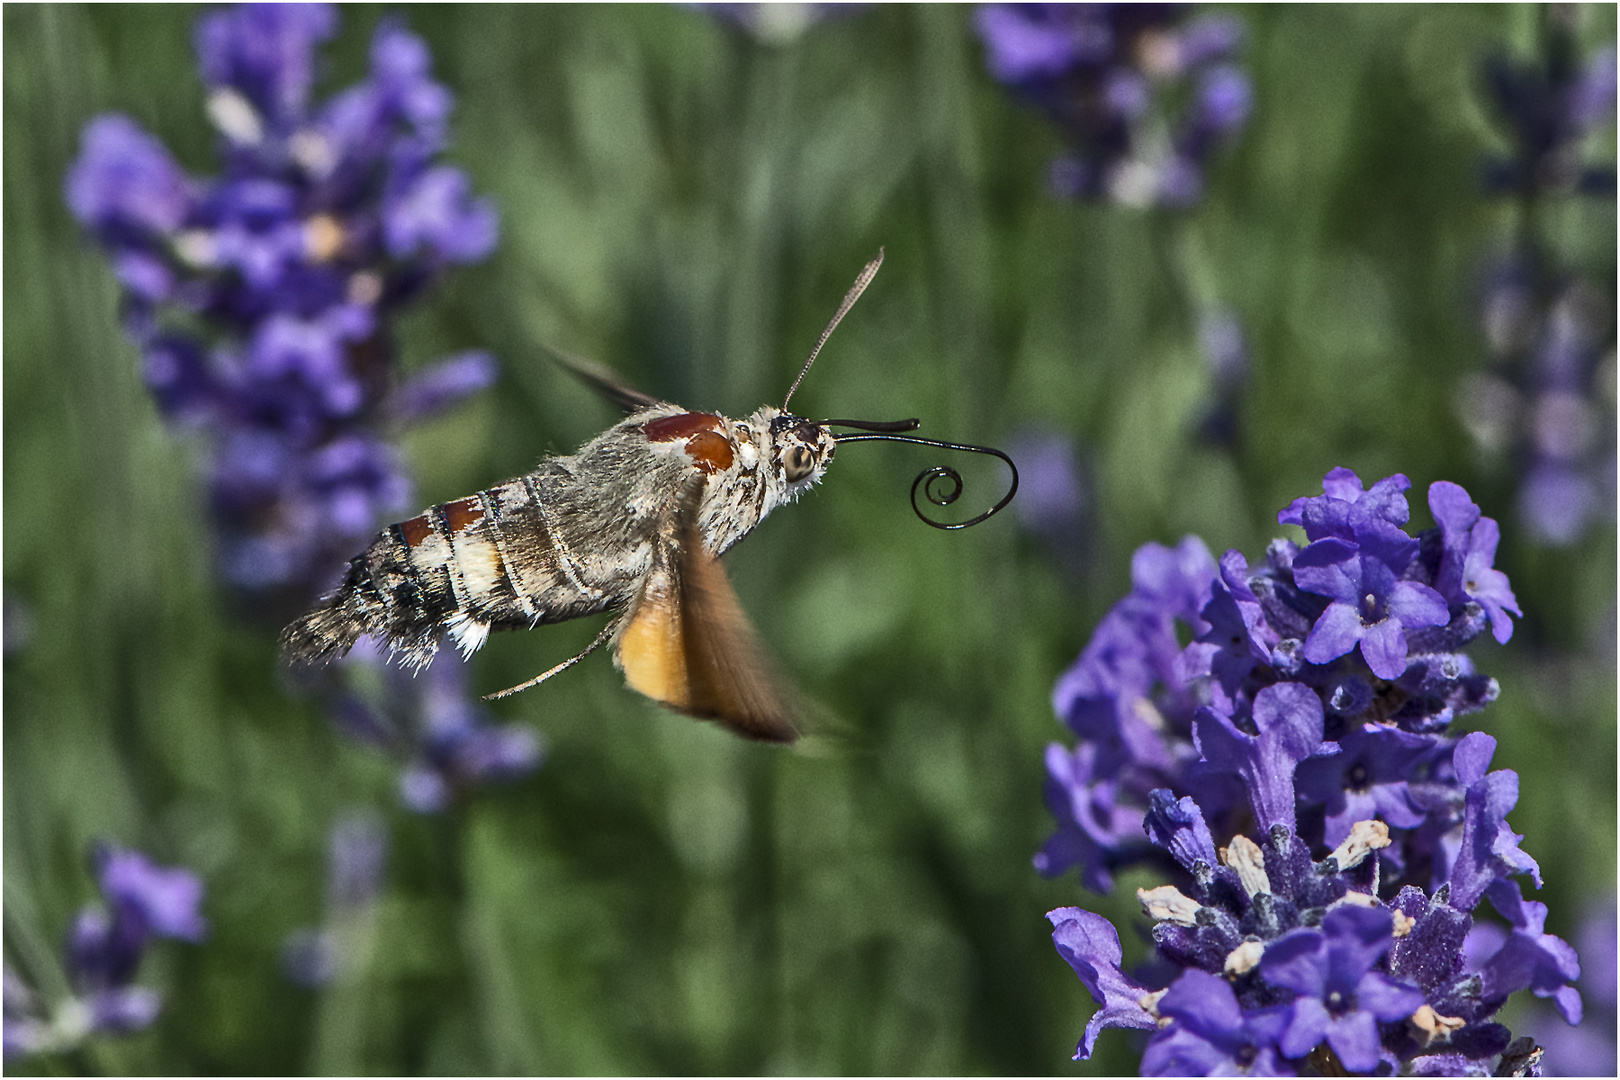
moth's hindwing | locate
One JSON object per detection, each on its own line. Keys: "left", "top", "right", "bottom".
{"left": 612, "top": 477, "right": 798, "bottom": 743}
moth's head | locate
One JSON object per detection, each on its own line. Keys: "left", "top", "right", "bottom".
{"left": 765, "top": 409, "right": 836, "bottom": 496}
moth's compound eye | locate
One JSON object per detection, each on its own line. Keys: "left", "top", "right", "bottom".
{"left": 784, "top": 444, "right": 816, "bottom": 483}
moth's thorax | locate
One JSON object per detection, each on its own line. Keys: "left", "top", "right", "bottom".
{"left": 636, "top": 403, "right": 834, "bottom": 557}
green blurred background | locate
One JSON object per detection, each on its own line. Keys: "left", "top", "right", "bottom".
{"left": 4, "top": 4, "right": 1614, "bottom": 1075}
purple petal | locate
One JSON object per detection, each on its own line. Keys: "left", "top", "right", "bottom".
{"left": 1047, "top": 907, "right": 1157, "bottom": 1059}
{"left": 1386, "top": 580, "right": 1450, "bottom": 630}
{"left": 389, "top": 351, "right": 498, "bottom": 422}
{"left": 973, "top": 5, "right": 1080, "bottom": 84}
{"left": 1302, "top": 601, "right": 1364, "bottom": 665}
{"left": 1318, "top": 905, "right": 1397, "bottom": 995}
{"left": 1322, "top": 1006, "right": 1383, "bottom": 1073}
{"left": 384, "top": 165, "right": 499, "bottom": 263}
{"left": 1358, "top": 615, "right": 1411, "bottom": 679}
{"left": 96, "top": 847, "right": 207, "bottom": 942}
{"left": 1194, "top": 65, "right": 1252, "bottom": 132}
{"left": 399, "top": 765, "right": 451, "bottom": 813}
{"left": 87, "top": 986, "right": 162, "bottom": 1034}
{"left": 1261, "top": 926, "right": 1328, "bottom": 999}
{"left": 1291, "top": 538, "right": 1362, "bottom": 603}
{"left": 1453, "top": 731, "right": 1497, "bottom": 785}
{"left": 1193, "top": 682, "right": 1322, "bottom": 834}
{"left": 1277, "top": 989, "right": 1330, "bottom": 1058}
{"left": 65, "top": 115, "right": 191, "bottom": 235}
{"left": 1445, "top": 730, "right": 1541, "bottom": 912}
{"left": 1354, "top": 969, "right": 1427, "bottom": 1022}
{"left": 1481, "top": 879, "right": 1583, "bottom": 1024}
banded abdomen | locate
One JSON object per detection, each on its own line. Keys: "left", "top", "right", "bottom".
{"left": 280, "top": 471, "right": 616, "bottom": 670}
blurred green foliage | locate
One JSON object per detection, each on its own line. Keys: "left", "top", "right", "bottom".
{"left": 4, "top": 4, "right": 1614, "bottom": 1075}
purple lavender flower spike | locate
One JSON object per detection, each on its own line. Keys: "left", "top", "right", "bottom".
{"left": 1480, "top": 13, "right": 1619, "bottom": 197}
{"left": 282, "top": 810, "right": 389, "bottom": 988}
{"left": 1047, "top": 906, "right": 1158, "bottom": 1060}
{"left": 1141, "top": 969, "right": 1293, "bottom": 1077}
{"left": 1193, "top": 682, "right": 1324, "bottom": 835}
{"left": 1039, "top": 468, "right": 1562, "bottom": 1072}
{"left": 1429, "top": 482, "right": 1522, "bottom": 644}
{"left": 69, "top": 7, "right": 528, "bottom": 818}
{"left": 1261, "top": 905, "right": 1426, "bottom": 1073}
{"left": 339, "top": 653, "right": 544, "bottom": 814}
{"left": 10, "top": 846, "right": 207, "bottom": 1060}
{"left": 974, "top": 5, "right": 1250, "bottom": 209}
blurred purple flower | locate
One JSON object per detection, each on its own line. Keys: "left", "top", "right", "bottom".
{"left": 66, "top": 4, "right": 528, "bottom": 817}
{"left": 974, "top": 4, "right": 1251, "bottom": 208}
{"left": 1460, "top": 264, "right": 1614, "bottom": 548}
{"left": 66, "top": 2, "right": 500, "bottom": 606}
{"left": 1479, "top": 9, "right": 1616, "bottom": 198}
{"left": 333, "top": 650, "right": 543, "bottom": 814}
{"left": 282, "top": 810, "right": 389, "bottom": 988}
{"left": 1005, "top": 428, "right": 1088, "bottom": 553}
{"left": 1194, "top": 308, "right": 1248, "bottom": 445}
{"left": 5, "top": 847, "right": 205, "bottom": 1061}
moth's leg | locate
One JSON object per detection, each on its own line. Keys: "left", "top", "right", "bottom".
{"left": 482, "top": 616, "right": 620, "bottom": 701}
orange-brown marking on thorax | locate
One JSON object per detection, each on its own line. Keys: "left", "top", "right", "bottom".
{"left": 444, "top": 497, "right": 484, "bottom": 532}
{"left": 400, "top": 515, "right": 433, "bottom": 548}
{"left": 643, "top": 412, "right": 723, "bottom": 443}
{"left": 683, "top": 430, "right": 735, "bottom": 473}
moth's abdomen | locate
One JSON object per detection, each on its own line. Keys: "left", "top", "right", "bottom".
{"left": 280, "top": 475, "right": 607, "bottom": 670}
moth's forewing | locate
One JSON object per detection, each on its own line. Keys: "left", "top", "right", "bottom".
{"left": 548, "top": 346, "right": 665, "bottom": 414}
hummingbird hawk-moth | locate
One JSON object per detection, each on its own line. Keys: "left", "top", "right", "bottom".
{"left": 280, "top": 253, "right": 1017, "bottom": 743}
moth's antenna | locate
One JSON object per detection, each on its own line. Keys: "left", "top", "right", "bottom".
{"left": 828, "top": 423, "right": 1020, "bottom": 531}
{"left": 782, "top": 249, "right": 884, "bottom": 413}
